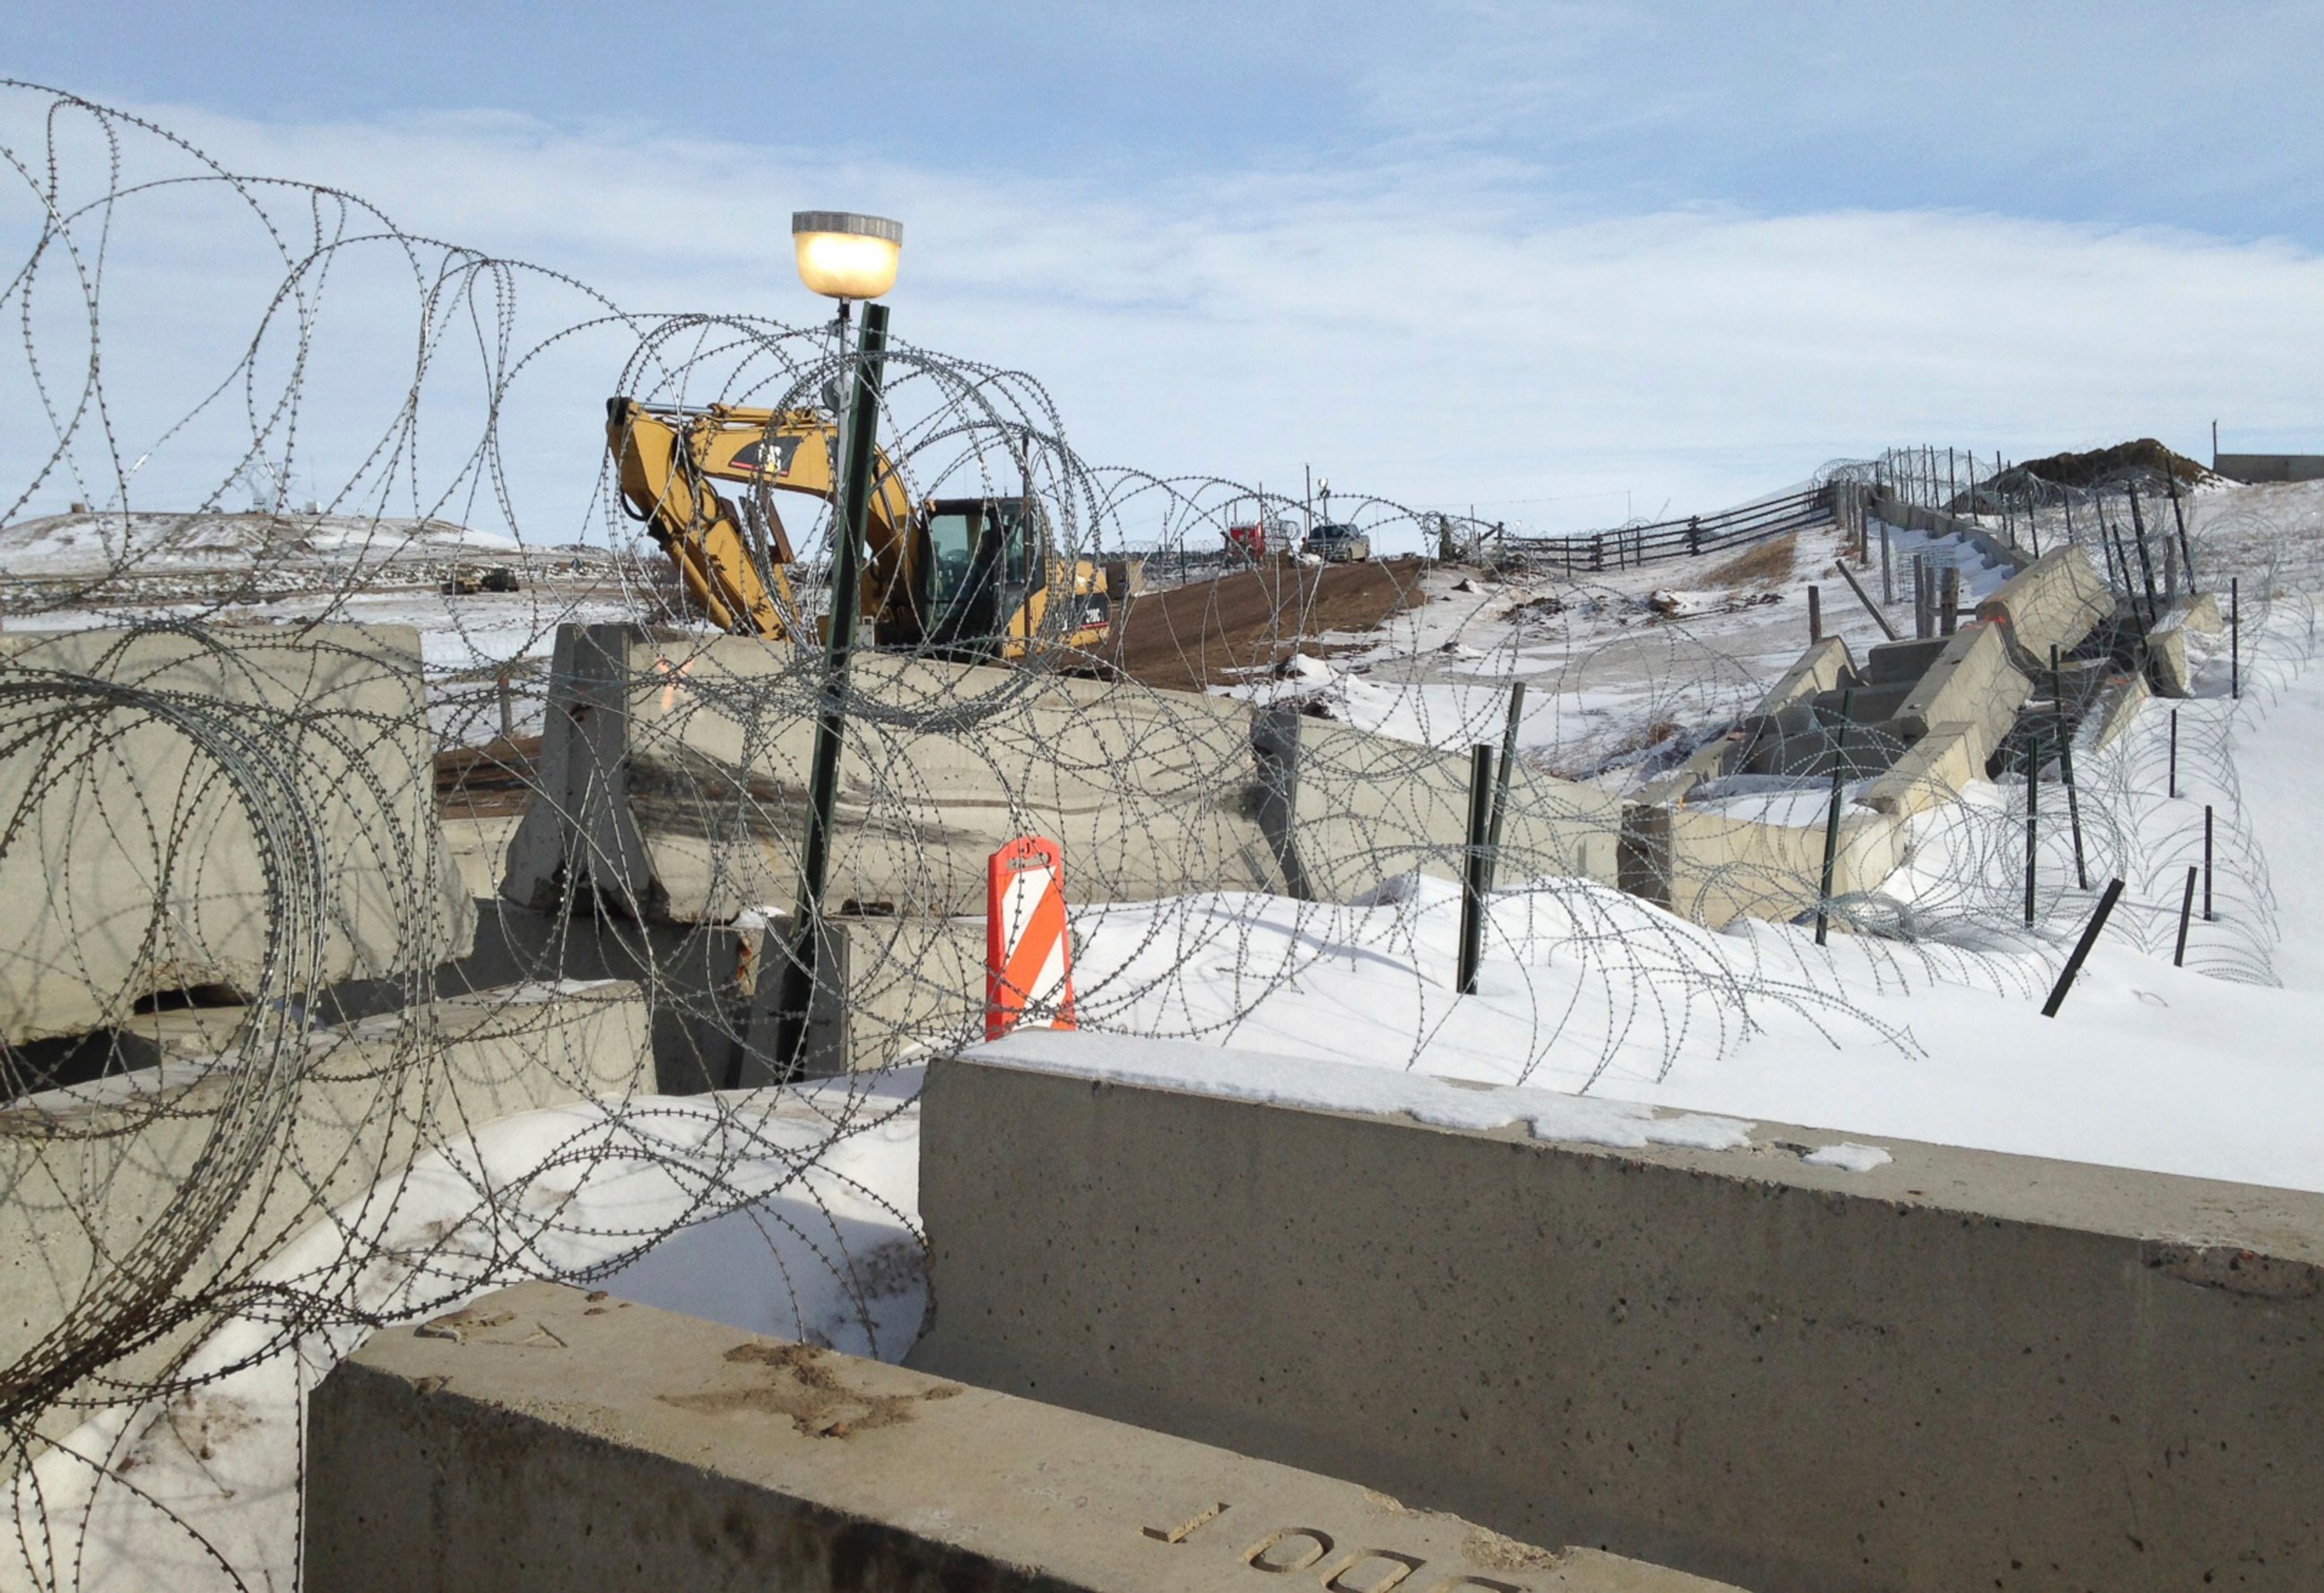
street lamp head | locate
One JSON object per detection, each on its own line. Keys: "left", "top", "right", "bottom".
{"left": 792, "top": 211, "right": 902, "bottom": 301}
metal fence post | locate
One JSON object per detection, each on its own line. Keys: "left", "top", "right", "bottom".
{"left": 767, "top": 301, "right": 891, "bottom": 1079}
{"left": 1814, "top": 689, "right": 1854, "bottom": 947}
{"left": 1458, "top": 743, "right": 1495, "bottom": 994}
{"left": 1484, "top": 682, "right": 1527, "bottom": 895}
{"left": 2052, "top": 645, "right": 2087, "bottom": 890}
{"left": 2024, "top": 732, "right": 2041, "bottom": 928}
{"left": 2204, "top": 804, "right": 2215, "bottom": 922}
{"left": 2042, "top": 879, "right": 2126, "bottom": 1017}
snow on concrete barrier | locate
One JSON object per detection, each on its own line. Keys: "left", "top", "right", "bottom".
{"left": 307, "top": 1279, "right": 1740, "bottom": 1593}
{"left": 1869, "top": 491, "right": 2032, "bottom": 573}
{"left": 0, "top": 625, "right": 473, "bottom": 1044}
{"left": 913, "top": 1035, "right": 2324, "bottom": 1593}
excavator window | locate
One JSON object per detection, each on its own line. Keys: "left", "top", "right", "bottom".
{"left": 1000, "top": 500, "right": 1046, "bottom": 593}
{"left": 925, "top": 510, "right": 978, "bottom": 609}
{"left": 915, "top": 498, "right": 1051, "bottom": 656}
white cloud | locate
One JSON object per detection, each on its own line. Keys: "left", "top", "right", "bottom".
{"left": 4, "top": 91, "right": 2320, "bottom": 543}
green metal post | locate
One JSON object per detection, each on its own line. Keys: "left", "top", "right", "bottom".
{"left": 2165, "top": 464, "right": 2197, "bottom": 593}
{"left": 2127, "top": 487, "right": 2161, "bottom": 622}
{"left": 2052, "top": 645, "right": 2086, "bottom": 891}
{"left": 1458, "top": 743, "right": 1495, "bottom": 994}
{"left": 1814, "top": 688, "right": 1854, "bottom": 947}
{"left": 2024, "top": 731, "right": 2040, "bottom": 928}
{"left": 1483, "top": 681, "right": 1527, "bottom": 894}
{"left": 765, "top": 301, "right": 890, "bottom": 1079}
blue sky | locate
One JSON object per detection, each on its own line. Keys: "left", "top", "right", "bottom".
{"left": 5, "top": 3, "right": 2322, "bottom": 534}
{"left": 14, "top": 1, "right": 2319, "bottom": 242}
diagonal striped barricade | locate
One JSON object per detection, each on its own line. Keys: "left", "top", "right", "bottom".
{"left": 985, "top": 837, "right": 1077, "bottom": 1041}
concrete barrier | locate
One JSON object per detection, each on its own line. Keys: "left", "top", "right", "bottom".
{"left": 1254, "top": 712, "right": 1622, "bottom": 902}
{"left": 1886, "top": 619, "right": 2026, "bottom": 771}
{"left": 2083, "top": 670, "right": 2150, "bottom": 753}
{"left": 913, "top": 1037, "right": 2324, "bottom": 1593}
{"left": 502, "top": 625, "right": 1283, "bottom": 924}
{"left": 1713, "top": 636, "right": 1860, "bottom": 782}
{"left": 1973, "top": 545, "right": 2114, "bottom": 665}
{"left": 1753, "top": 635, "right": 1851, "bottom": 712}
{"left": 2, "top": 982, "right": 651, "bottom": 1436}
{"left": 1859, "top": 721, "right": 1980, "bottom": 817}
{"left": 0, "top": 626, "right": 474, "bottom": 1044}
{"left": 2146, "top": 612, "right": 2194, "bottom": 697}
{"left": 306, "top": 1279, "right": 1739, "bottom": 1593}
{"left": 1617, "top": 801, "right": 1905, "bottom": 929}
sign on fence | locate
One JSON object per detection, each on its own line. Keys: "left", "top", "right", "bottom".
{"left": 985, "top": 836, "right": 1077, "bottom": 1041}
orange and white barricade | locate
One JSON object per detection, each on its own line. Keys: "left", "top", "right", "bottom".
{"left": 985, "top": 836, "right": 1077, "bottom": 1040}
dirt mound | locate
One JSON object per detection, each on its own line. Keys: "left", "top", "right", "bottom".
{"left": 1111, "top": 558, "right": 1428, "bottom": 694}
{"left": 2007, "top": 438, "right": 2217, "bottom": 491}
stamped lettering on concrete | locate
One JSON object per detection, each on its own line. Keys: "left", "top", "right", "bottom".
{"left": 1248, "top": 1528, "right": 1336, "bottom": 1572}
{"left": 1142, "top": 1508, "right": 1536, "bottom": 1593}
{"left": 1322, "top": 1549, "right": 1426, "bottom": 1593}
{"left": 1142, "top": 1501, "right": 1230, "bottom": 1544}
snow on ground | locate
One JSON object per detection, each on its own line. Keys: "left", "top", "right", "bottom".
{"left": 0, "top": 511, "right": 525, "bottom": 576}
{"left": 2241, "top": 673, "right": 2324, "bottom": 990}
{"left": 6, "top": 1072, "right": 921, "bottom": 1593}
{"left": 1220, "top": 511, "right": 2009, "bottom": 790}
{"left": 1223, "top": 478, "right": 2324, "bottom": 797}
{"left": 1061, "top": 594, "right": 2324, "bottom": 1193}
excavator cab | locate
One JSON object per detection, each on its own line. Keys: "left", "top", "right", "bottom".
{"left": 914, "top": 496, "right": 1050, "bottom": 659}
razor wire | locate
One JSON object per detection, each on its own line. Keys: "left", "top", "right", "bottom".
{"left": 4, "top": 80, "right": 2324, "bottom": 1593}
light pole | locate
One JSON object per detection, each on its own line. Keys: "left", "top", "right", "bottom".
{"left": 760, "top": 210, "right": 903, "bottom": 1081}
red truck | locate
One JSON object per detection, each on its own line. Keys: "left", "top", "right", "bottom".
{"left": 1225, "top": 515, "right": 1296, "bottom": 562}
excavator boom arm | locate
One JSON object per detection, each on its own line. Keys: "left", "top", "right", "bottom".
{"left": 606, "top": 399, "right": 911, "bottom": 639}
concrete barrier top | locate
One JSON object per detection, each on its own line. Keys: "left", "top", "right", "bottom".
{"left": 945, "top": 1030, "right": 2324, "bottom": 1257}
{"left": 939, "top": 1031, "right": 2324, "bottom": 1253}
{"left": 308, "top": 1279, "right": 1739, "bottom": 1593}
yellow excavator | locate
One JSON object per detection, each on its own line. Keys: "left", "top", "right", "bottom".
{"left": 606, "top": 398, "right": 1111, "bottom": 661}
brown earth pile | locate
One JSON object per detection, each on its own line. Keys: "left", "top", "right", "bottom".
{"left": 2007, "top": 438, "right": 2216, "bottom": 490}
{"left": 1109, "top": 557, "right": 1429, "bottom": 694}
